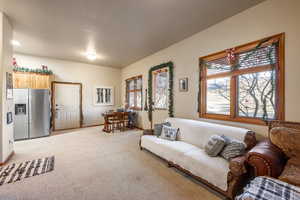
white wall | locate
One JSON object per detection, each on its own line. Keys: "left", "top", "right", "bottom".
{"left": 0, "top": 13, "right": 14, "bottom": 163}
{"left": 14, "top": 54, "right": 122, "bottom": 126}
{"left": 121, "top": 0, "right": 300, "bottom": 138}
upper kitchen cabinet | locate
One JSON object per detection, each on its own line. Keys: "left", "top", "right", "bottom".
{"left": 13, "top": 72, "right": 54, "bottom": 89}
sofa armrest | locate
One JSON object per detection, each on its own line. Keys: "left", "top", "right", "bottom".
{"left": 246, "top": 140, "right": 286, "bottom": 178}
{"left": 229, "top": 155, "right": 247, "bottom": 176}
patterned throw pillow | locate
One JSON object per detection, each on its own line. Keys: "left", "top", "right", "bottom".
{"left": 204, "top": 135, "right": 226, "bottom": 157}
{"left": 160, "top": 125, "right": 179, "bottom": 141}
{"left": 220, "top": 139, "right": 246, "bottom": 160}
{"left": 154, "top": 122, "right": 171, "bottom": 137}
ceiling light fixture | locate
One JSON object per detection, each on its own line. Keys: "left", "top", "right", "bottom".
{"left": 11, "top": 40, "right": 21, "bottom": 47}
{"left": 85, "top": 51, "right": 97, "bottom": 61}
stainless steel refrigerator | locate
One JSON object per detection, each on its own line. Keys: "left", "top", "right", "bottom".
{"left": 14, "top": 89, "right": 51, "bottom": 140}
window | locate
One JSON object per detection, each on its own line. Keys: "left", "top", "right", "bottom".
{"left": 126, "top": 75, "right": 142, "bottom": 110}
{"left": 199, "top": 33, "right": 284, "bottom": 125}
{"left": 153, "top": 68, "right": 168, "bottom": 109}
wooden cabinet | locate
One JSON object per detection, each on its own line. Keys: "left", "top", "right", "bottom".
{"left": 13, "top": 72, "right": 53, "bottom": 89}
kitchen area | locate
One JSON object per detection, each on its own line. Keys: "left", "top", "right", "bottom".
{"left": 12, "top": 62, "right": 53, "bottom": 141}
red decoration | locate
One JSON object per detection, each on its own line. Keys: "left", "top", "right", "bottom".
{"left": 12, "top": 57, "right": 18, "bottom": 67}
{"left": 42, "top": 65, "right": 48, "bottom": 70}
{"left": 226, "top": 48, "right": 236, "bottom": 65}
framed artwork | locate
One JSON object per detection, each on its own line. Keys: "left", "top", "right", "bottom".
{"left": 6, "top": 72, "right": 13, "bottom": 99}
{"left": 94, "top": 86, "right": 114, "bottom": 106}
{"left": 179, "top": 78, "right": 188, "bottom": 92}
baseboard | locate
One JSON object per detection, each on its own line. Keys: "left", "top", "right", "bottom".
{"left": 0, "top": 151, "right": 14, "bottom": 166}
{"left": 134, "top": 126, "right": 144, "bottom": 130}
{"left": 82, "top": 124, "right": 103, "bottom": 128}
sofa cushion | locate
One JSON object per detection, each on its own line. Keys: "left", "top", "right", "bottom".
{"left": 154, "top": 122, "right": 171, "bottom": 137}
{"left": 165, "top": 118, "right": 250, "bottom": 149}
{"left": 279, "top": 157, "right": 300, "bottom": 187}
{"left": 160, "top": 125, "right": 179, "bottom": 141}
{"left": 141, "top": 135, "right": 229, "bottom": 191}
{"left": 181, "top": 148, "right": 229, "bottom": 191}
{"left": 204, "top": 135, "right": 226, "bottom": 157}
{"left": 141, "top": 135, "right": 198, "bottom": 165}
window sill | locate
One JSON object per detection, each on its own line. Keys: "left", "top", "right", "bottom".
{"left": 128, "top": 107, "right": 142, "bottom": 111}
{"left": 154, "top": 108, "right": 168, "bottom": 111}
{"left": 199, "top": 113, "right": 270, "bottom": 126}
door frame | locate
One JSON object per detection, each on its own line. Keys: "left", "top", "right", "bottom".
{"left": 51, "top": 81, "right": 83, "bottom": 131}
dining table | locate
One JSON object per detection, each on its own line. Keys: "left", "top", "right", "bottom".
{"left": 102, "top": 111, "right": 131, "bottom": 133}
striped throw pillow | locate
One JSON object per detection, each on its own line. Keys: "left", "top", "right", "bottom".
{"left": 220, "top": 139, "right": 246, "bottom": 160}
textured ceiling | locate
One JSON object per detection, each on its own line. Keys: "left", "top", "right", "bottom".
{"left": 0, "top": 0, "right": 264, "bottom": 68}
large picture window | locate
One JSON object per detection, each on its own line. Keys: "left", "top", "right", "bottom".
{"left": 199, "top": 33, "right": 284, "bottom": 125}
{"left": 126, "top": 75, "right": 142, "bottom": 110}
{"left": 153, "top": 68, "right": 168, "bottom": 109}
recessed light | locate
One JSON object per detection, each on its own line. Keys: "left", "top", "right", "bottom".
{"left": 11, "top": 40, "right": 21, "bottom": 47}
{"left": 85, "top": 51, "right": 97, "bottom": 61}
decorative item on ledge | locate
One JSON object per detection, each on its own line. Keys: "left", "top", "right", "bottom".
{"left": 13, "top": 66, "right": 53, "bottom": 75}
{"left": 148, "top": 61, "right": 174, "bottom": 128}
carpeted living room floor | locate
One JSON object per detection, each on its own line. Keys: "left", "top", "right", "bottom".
{"left": 0, "top": 127, "right": 223, "bottom": 200}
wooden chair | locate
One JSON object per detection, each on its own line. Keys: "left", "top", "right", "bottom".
{"left": 109, "top": 113, "right": 120, "bottom": 133}
{"left": 106, "top": 114, "right": 115, "bottom": 133}
{"left": 116, "top": 112, "right": 126, "bottom": 132}
{"left": 123, "top": 112, "right": 129, "bottom": 130}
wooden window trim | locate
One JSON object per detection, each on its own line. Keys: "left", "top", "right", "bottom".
{"left": 199, "top": 33, "right": 285, "bottom": 125}
{"left": 125, "top": 75, "right": 143, "bottom": 110}
{"left": 153, "top": 68, "right": 169, "bottom": 110}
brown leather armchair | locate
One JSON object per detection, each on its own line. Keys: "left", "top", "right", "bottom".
{"left": 246, "top": 120, "right": 300, "bottom": 179}
{"left": 246, "top": 139, "right": 286, "bottom": 178}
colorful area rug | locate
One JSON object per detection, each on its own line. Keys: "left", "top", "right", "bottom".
{"left": 0, "top": 156, "right": 55, "bottom": 186}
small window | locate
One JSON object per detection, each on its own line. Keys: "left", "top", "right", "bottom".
{"left": 199, "top": 33, "right": 284, "bottom": 125}
{"left": 153, "top": 68, "right": 168, "bottom": 109}
{"left": 126, "top": 75, "right": 142, "bottom": 110}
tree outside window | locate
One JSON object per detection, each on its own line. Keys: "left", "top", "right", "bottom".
{"left": 153, "top": 68, "right": 168, "bottom": 109}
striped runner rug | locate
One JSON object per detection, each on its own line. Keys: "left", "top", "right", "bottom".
{"left": 0, "top": 156, "right": 55, "bottom": 186}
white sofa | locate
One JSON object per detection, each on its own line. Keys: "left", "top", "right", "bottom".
{"left": 140, "top": 118, "right": 256, "bottom": 198}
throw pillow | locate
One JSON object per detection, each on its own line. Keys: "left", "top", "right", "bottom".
{"left": 221, "top": 135, "right": 232, "bottom": 145}
{"left": 220, "top": 139, "right": 246, "bottom": 160}
{"left": 154, "top": 122, "right": 171, "bottom": 137}
{"left": 204, "top": 135, "right": 226, "bottom": 157}
{"left": 160, "top": 125, "right": 178, "bottom": 141}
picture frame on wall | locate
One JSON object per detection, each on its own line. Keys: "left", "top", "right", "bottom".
{"left": 6, "top": 72, "right": 13, "bottom": 99}
{"left": 94, "top": 86, "right": 114, "bottom": 106}
{"left": 179, "top": 78, "right": 188, "bottom": 92}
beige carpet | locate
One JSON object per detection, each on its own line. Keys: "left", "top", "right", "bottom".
{"left": 0, "top": 127, "right": 223, "bottom": 200}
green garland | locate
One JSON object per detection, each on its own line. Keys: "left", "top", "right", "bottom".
{"left": 13, "top": 66, "right": 53, "bottom": 75}
{"left": 148, "top": 61, "right": 174, "bottom": 123}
